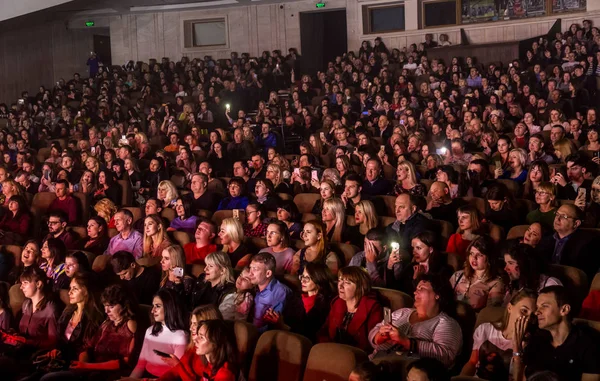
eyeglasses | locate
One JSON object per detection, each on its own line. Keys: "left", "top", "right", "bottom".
{"left": 298, "top": 275, "right": 312, "bottom": 283}
{"left": 535, "top": 190, "right": 550, "bottom": 196}
{"left": 555, "top": 213, "right": 575, "bottom": 221}
{"left": 48, "top": 220, "right": 61, "bottom": 225}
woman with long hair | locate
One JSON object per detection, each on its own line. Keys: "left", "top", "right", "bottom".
{"left": 176, "top": 146, "right": 197, "bottom": 178}
{"left": 168, "top": 197, "right": 199, "bottom": 235}
{"left": 252, "top": 178, "right": 281, "bottom": 213}
{"left": 258, "top": 221, "right": 296, "bottom": 274}
{"left": 276, "top": 200, "right": 302, "bottom": 240}
{"left": 553, "top": 138, "right": 576, "bottom": 163}
{"left": 93, "top": 198, "right": 118, "bottom": 229}
{"left": 0, "top": 194, "right": 31, "bottom": 244}
{"left": 292, "top": 220, "right": 340, "bottom": 275}
{"left": 311, "top": 179, "right": 336, "bottom": 215}
{"left": 522, "top": 160, "right": 550, "bottom": 201}
{"left": 218, "top": 218, "right": 252, "bottom": 269}
{"left": 346, "top": 200, "right": 379, "bottom": 250}
{"left": 190, "top": 251, "right": 236, "bottom": 317}
{"left": 72, "top": 170, "right": 97, "bottom": 195}
{"left": 143, "top": 214, "right": 172, "bottom": 258}
{"left": 446, "top": 205, "right": 486, "bottom": 260}
{"left": 450, "top": 236, "right": 506, "bottom": 311}
{"left": 157, "top": 180, "right": 179, "bottom": 209}
{"left": 40, "top": 238, "right": 70, "bottom": 291}
{"left": 322, "top": 198, "right": 348, "bottom": 244}
{"left": 393, "top": 160, "right": 426, "bottom": 197}
{"left": 159, "top": 245, "right": 194, "bottom": 299}
{"left": 79, "top": 216, "right": 110, "bottom": 256}
{"left": 8, "top": 240, "right": 40, "bottom": 285}
{"left": 484, "top": 182, "right": 519, "bottom": 235}
{"left": 129, "top": 289, "right": 188, "bottom": 379}
{"left": 93, "top": 170, "right": 122, "bottom": 206}
{"left": 496, "top": 148, "right": 528, "bottom": 187}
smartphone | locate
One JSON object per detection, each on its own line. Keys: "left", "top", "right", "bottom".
{"left": 380, "top": 145, "right": 385, "bottom": 153}
{"left": 293, "top": 168, "right": 300, "bottom": 177}
{"left": 578, "top": 187, "right": 586, "bottom": 199}
{"left": 311, "top": 170, "right": 319, "bottom": 182}
{"left": 495, "top": 160, "right": 502, "bottom": 169}
{"left": 384, "top": 307, "right": 392, "bottom": 324}
{"left": 233, "top": 209, "right": 239, "bottom": 220}
{"left": 91, "top": 147, "right": 96, "bottom": 155}
{"left": 121, "top": 135, "right": 126, "bottom": 140}
{"left": 361, "top": 111, "right": 369, "bottom": 116}
{"left": 436, "top": 147, "right": 447, "bottom": 155}
{"left": 153, "top": 349, "right": 171, "bottom": 358}
{"left": 172, "top": 267, "right": 184, "bottom": 278}
{"left": 391, "top": 242, "right": 400, "bottom": 251}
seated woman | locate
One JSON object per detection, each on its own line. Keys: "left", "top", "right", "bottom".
{"left": 503, "top": 243, "right": 561, "bottom": 304}
{"left": 217, "top": 177, "right": 249, "bottom": 211}
{"left": 266, "top": 163, "right": 291, "bottom": 194}
{"left": 297, "top": 263, "right": 336, "bottom": 343}
{"left": 460, "top": 289, "right": 537, "bottom": 381}
{"left": 40, "top": 284, "right": 138, "bottom": 381}
{"left": 393, "top": 160, "right": 426, "bottom": 197}
{"left": 396, "top": 231, "right": 453, "bottom": 295}
{"left": 93, "top": 198, "right": 117, "bottom": 229}
{"left": 8, "top": 240, "right": 40, "bottom": 285}
{"left": 72, "top": 170, "right": 97, "bottom": 195}
{"left": 129, "top": 289, "right": 188, "bottom": 379}
{"left": 311, "top": 179, "right": 336, "bottom": 215}
{"left": 446, "top": 205, "right": 486, "bottom": 260}
{"left": 322, "top": 198, "right": 350, "bottom": 244}
{"left": 519, "top": 222, "right": 544, "bottom": 249}
{"left": 159, "top": 319, "right": 239, "bottom": 381}
{"left": 40, "top": 238, "right": 70, "bottom": 292}
{"left": 0, "top": 282, "right": 11, "bottom": 331}
{"left": 276, "top": 200, "right": 302, "bottom": 240}
{"left": 258, "top": 221, "right": 296, "bottom": 274}
{"left": 93, "top": 170, "right": 122, "bottom": 206}
{"left": 346, "top": 200, "right": 379, "bottom": 250}
{"left": 79, "top": 216, "right": 110, "bottom": 256}
{"left": 143, "top": 214, "right": 172, "bottom": 258}
{"left": 139, "top": 158, "right": 167, "bottom": 201}
{"left": 252, "top": 178, "right": 281, "bottom": 213}
{"left": 168, "top": 197, "right": 199, "bottom": 235}
{"left": 292, "top": 220, "right": 340, "bottom": 275}
{"left": 450, "top": 236, "right": 505, "bottom": 311}
{"left": 176, "top": 146, "right": 197, "bottom": 179}
{"left": 317, "top": 266, "right": 383, "bottom": 353}
{"left": 526, "top": 181, "right": 558, "bottom": 231}
{"left": 218, "top": 218, "right": 252, "bottom": 269}
{"left": 370, "top": 274, "right": 462, "bottom": 367}
{"left": 243, "top": 203, "right": 268, "bottom": 238}
{"left": 436, "top": 165, "right": 461, "bottom": 199}
{"left": 157, "top": 180, "right": 179, "bottom": 209}
{"left": 0, "top": 195, "right": 31, "bottom": 245}
{"left": 159, "top": 245, "right": 194, "bottom": 300}
{"left": 522, "top": 160, "right": 550, "bottom": 201}
{"left": 484, "top": 183, "right": 519, "bottom": 235}
{"left": 496, "top": 148, "right": 528, "bottom": 187}
{"left": 190, "top": 251, "right": 236, "bottom": 317}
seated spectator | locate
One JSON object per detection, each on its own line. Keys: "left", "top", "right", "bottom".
{"left": 503, "top": 243, "right": 561, "bottom": 304}
{"left": 349, "top": 228, "right": 397, "bottom": 287}
{"left": 425, "top": 181, "right": 465, "bottom": 231}
{"left": 496, "top": 148, "right": 528, "bottom": 187}
{"left": 128, "top": 288, "right": 188, "bottom": 379}
{"left": 229, "top": 267, "right": 254, "bottom": 321}
{"left": 79, "top": 216, "right": 110, "bottom": 256}
{"left": 451, "top": 236, "right": 505, "bottom": 311}
{"left": 40, "top": 238, "right": 70, "bottom": 291}
{"left": 386, "top": 194, "right": 436, "bottom": 252}
{"left": 133, "top": 197, "right": 165, "bottom": 234}
{"left": 199, "top": 161, "right": 227, "bottom": 196}
{"left": 72, "top": 169, "right": 96, "bottom": 195}
{"left": 92, "top": 170, "right": 122, "bottom": 206}
{"left": 526, "top": 181, "right": 558, "bottom": 230}
{"left": 583, "top": 175, "right": 600, "bottom": 227}
{"left": 105, "top": 209, "right": 143, "bottom": 259}
{"left": 139, "top": 157, "right": 167, "bottom": 201}
{"left": 250, "top": 252, "right": 303, "bottom": 332}
{"left": 243, "top": 202, "right": 268, "bottom": 238}
{"left": 362, "top": 158, "right": 391, "bottom": 198}
{"left": 45, "top": 211, "right": 78, "bottom": 250}
{"left": 553, "top": 153, "right": 592, "bottom": 200}
{"left": 484, "top": 182, "right": 519, "bottom": 235}
{"left": 158, "top": 244, "right": 193, "bottom": 297}
{"left": 311, "top": 179, "right": 336, "bottom": 215}
{"left": 318, "top": 266, "right": 382, "bottom": 353}
{"left": 157, "top": 180, "right": 179, "bottom": 209}
{"left": 436, "top": 165, "right": 461, "bottom": 198}
{"left": 1, "top": 179, "right": 24, "bottom": 207}
{"left": 322, "top": 198, "right": 350, "bottom": 244}
{"left": 266, "top": 163, "right": 291, "bottom": 194}
{"left": 292, "top": 220, "right": 340, "bottom": 275}
{"left": 447, "top": 205, "right": 485, "bottom": 260}
{"left": 370, "top": 274, "right": 462, "bottom": 367}
{"left": 168, "top": 197, "right": 199, "bottom": 235}
{"left": 143, "top": 214, "right": 172, "bottom": 258}
{"left": 406, "top": 358, "right": 450, "bottom": 381}
{"left": 15, "top": 170, "right": 38, "bottom": 196}
{"left": 217, "top": 177, "right": 249, "bottom": 211}
{"left": 218, "top": 217, "right": 252, "bottom": 269}
{"left": 522, "top": 160, "right": 551, "bottom": 201}
{"left": 48, "top": 179, "right": 79, "bottom": 224}
{"left": 259, "top": 221, "right": 295, "bottom": 274}
{"left": 537, "top": 203, "right": 600, "bottom": 280}
{"left": 276, "top": 200, "right": 302, "bottom": 240}
{"left": 189, "top": 251, "right": 235, "bottom": 316}
{"left": 461, "top": 289, "right": 537, "bottom": 380}
{"left": 184, "top": 218, "right": 219, "bottom": 265}
{"left": 0, "top": 194, "right": 31, "bottom": 244}
{"left": 346, "top": 200, "right": 379, "bottom": 250}
{"left": 295, "top": 263, "right": 336, "bottom": 343}
{"left": 516, "top": 286, "right": 600, "bottom": 381}
{"left": 393, "top": 160, "right": 426, "bottom": 197}
{"left": 8, "top": 240, "right": 40, "bottom": 285}
{"left": 111, "top": 251, "right": 161, "bottom": 305}
{"left": 444, "top": 138, "right": 472, "bottom": 167}
{"left": 185, "top": 172, "right": 219, "bottom": 214}
{"left": 252, "top": 178, "right": 281, "bottom": 212}
{"left": 64, "top": 251, "right": 93, "bottom": 281}
{"left": 93, "top": 197, "right": 117, "bottom": 229}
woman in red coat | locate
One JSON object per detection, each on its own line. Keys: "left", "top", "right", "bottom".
{"left": 318, "top": 266, "right": 383, "bottom": 353}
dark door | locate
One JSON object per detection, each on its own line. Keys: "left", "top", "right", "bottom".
{"left": 93, "top": 34, "right": 112, "bottom": 67}
{"left": 300, "top": 9, "right": 347, "bottom": 76}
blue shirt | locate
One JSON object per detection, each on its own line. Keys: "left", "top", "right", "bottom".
{"left": 252, "top": 278, "right": 292, "bottom": 332}
{"left": 169, "top": 216, "right": 199, "bottom": 235}
{"left": 217, "top": 196, "right": 249, "bottom": 211}
{"left": 552, "top": 232, "right": 572, "bottom": 264}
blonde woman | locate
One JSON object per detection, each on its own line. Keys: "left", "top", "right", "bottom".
{"left": 393, "top": 160, "right": 425, "bottom": 196}
{"left": 93, "top": 198, "right": 118, "bottom": 229}
{"left": 311, "top": 179, "right": 336, "bottom": 215}
{"left": 265, "top": 163, "right": 290, "bottom": 194}
{"left": 143, "top": 214, "right": 172, "bottom": 258}
{"left": 553, "top": 138, "right": 576, "bottom": 163}
{"left": 292, "top": 220, "right": 340, "bottom": 275}
{"left": 159, "top": 244, "right": 193, "bottom": 296}
{"left": 85, "top": 156, "right": 101, "bottom": 175}
{"left": 157, "top": 180, "right": 179, "bottom": 209}
{"left": 322, "top": 198, "right": 347, "bottom": 244}
{"left": 347, "top": 200, "right": 379, "bottom": 249}
{"left": 1, "top": 179, "right": 24, "bottom": 206}
{"left": 190, "top": 252, "right": 236, "bottom": 319}
{"left": 496, "top": 148, "right": 528, "bottom": 185}
{"left": 218, "top": 217, "right": 252, "bottom": 269}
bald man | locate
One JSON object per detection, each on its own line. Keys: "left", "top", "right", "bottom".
{"left": 425, "top": 181, "right": 466, "bottom": 230}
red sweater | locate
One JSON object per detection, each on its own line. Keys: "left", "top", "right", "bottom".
{"left": 446, "top": 233, "right": 472, "bottom": 261}
{"left": 0, "top": 212, "right": 30, "bottom": 236}
{"left": 184, "top": 243, "right": 218, "bottom": 265}
{"left": 158, "top": 348, "right": 236, "bottom": 381}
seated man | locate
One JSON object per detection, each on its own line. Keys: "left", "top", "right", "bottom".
{"left": 48, "top": 179, "right": 79, "bottom": 224}
{"left": 15, "top": 170, "right": 37, "bottom": 196}
{"left": 348, "top": 228, "right": 394, "bottom": 287}
{"left": 183, "top": 218, "right": 219, "bottom": 264}
{"left": 385, "top": 193, "right": 437, "bottom": 252}
{"left": 519, "top": 286, "right": 600, "bottom": 381}
{"left": 110, "top": 251, "right": 161, "bottom": 305}
{"left": 249, "top": 252, "right": 304, "bottom": 333}
{"left": 185, "top": 172, "right": 219, "bottom": 214}
{"left": 45, "top": 211, "right": 78, "bottom": 250}
{"left": 132, "top": 197, "right": 167, "bottom": 234}
{"left": 425, "top": 181, "right": 466, "bottom": 231}
{"left": 553, "top": 153, "right": 592, "bottom": 200}
{"left": 362, "top": 158, "right": 391, "bottom": 198}
{"left": 105, "top": 209, "right": 143, "bottom": 259}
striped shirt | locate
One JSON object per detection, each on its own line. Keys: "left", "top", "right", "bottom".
{"left": 368, "top": 308, "right": 462, "bottom": 367}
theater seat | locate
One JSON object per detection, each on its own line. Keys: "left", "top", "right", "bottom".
{"left": 293, "top": 193, "right": 320, "bottom": 214}
{"left": 302, "top": 343, "right": 368, "bottom": 381}
{"left": 3, "top": 245, "right": 22, "bottom": 266}
{"left": 123, "top": 207, "right": 143, "bottom": 224}
{"left": 248, "top": 330, "right": 312, "bottom": 381}
{"left": 59, "top": 289, "right": 70, "bottom": 305}
{"left": 301, "top": 213, "right": 317, "bottom": 222}
{"left": 278, "top": 193, "right": 293, "bottom": 201}
{"left": 475, "top": 306, "right": 505, "bottom": 328}
{"left": 379, "top": 216, "right": 396, "bottom": 227}
{"left": 433, "top": 219, "right": 454, "bottom": 249}
{"left": 118, "top": 180, "right": 132, "bottom": 206}
{"left": 378, "top": 195, "right": 397, "bottom": 217}
{"left": 547, "top": 264, "right": 588, "bottom": 307}
{"left": 197, "top": 209, "right": 213, "bottom": 219}
{"left": 506, "top": 225, "right": 528, "bottom": 240}
{"left": 234, "top": 320, "right": 259, "bottom": 377}
{"left": 489, "top": 222, "right": 504, "bottom": 242}
{"left": 573, "top": 318, "right": 600, "bottom": 334}
{"left": 461, "top": 197, "right": 486, "bottom": 216}
{"left": 92, "top": 254, "right": 111, "bottom": 273}
{"left": 329, "top": 242, "right": 359, "bottom": 267}
{"left": 139, "top": 304, "right": 154, "bottom": 324}
{"left": 447, "top": 252, "right": 464, "bottom": 272}
{"left": 137, "top": 256, "right": 161, "bottom": 268}
{"left": 9, "top": 284, "right": 25, "bottom": 317}
{"left": 211, "top": 210, "right": 234, "bottom": 227}
{"left": 161, "top": 208, "right": 176, "bottom": 222}
{"left": 454, "top": 301, "right": 477, "bottom": 370}
{"left": 591, "top": 273, "right": 600, "bottom": 291}
{"left": 72, "top": 192, "right": 90, "bottom": 223}
{"left": 69, "top": 226, "right": 88, "bottom": 240}
{"left": 247, "top": 237, "right": 267, "bottom": 250}
{"left": 172, "top": 231, "right": 191, "bottom": 246}
{"left": 191, "top": 263, "right": 205, "bottom": 278}
{"left": 108, "top": 228, "right": 119, "bottom": 238}
{"left": 374, "top": 287, "right": 414, "bottom": 310}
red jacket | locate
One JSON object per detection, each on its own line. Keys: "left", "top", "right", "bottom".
{"left": 318, "top": 293, "right": 383, "bottom": 353}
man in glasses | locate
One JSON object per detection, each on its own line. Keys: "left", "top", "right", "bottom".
{"left": 538, "top": 203, "right": 600, "bottom": 280}
{"left": 45, "top": 211, "right": 77, "bottom": 249}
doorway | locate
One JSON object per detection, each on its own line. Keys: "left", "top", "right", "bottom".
{"left": 300, "top": 9, "right": 347, "bottom": 76}
{"left": 93, "top": 34, "right": 112, "bottom": 67}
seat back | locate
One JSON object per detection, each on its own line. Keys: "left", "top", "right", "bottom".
{"left": 3, "top": 245, "right": 22, "bottom": 267}
{"left": 160, "top": 208, "right": 177, "bottom": 222}
{"left": 374, "top": 287, "right": 414, "bottom": 310}
{"left": 475, "top": 306, "right": 505, "bottom": 328}
{"left": 9, "top": 284, "right": 25, "bottom": 317}
{"left": 123, "top": 207, "right": 143, "bottom": 224}
{"left": 172, "top": 231, "right": 191, "bottom": 246}
{"left": 506, "top": 225, "right": 529, "bottom": 240}
{"left": 70, "top": 226, "right": 88, "bottom": 240}
{"left": 233, "top": 321, "right": 259, "bottom": 377}
{"left": 72, "top": 192, "right": 90, "bottom": 223}
{"left": 377, "top": 195, "right": 397, "bottom": 217}
{"left": 249, "top": 330, "right": 312, "bottom": 381}
{"left": 573, "top": 318, "right": 600, "bottom": 334}
{"left": 433, "top": 219, "right": 454, "bottom": 249}
{"left": 447, "top": 252, "right": 464, "bottom": 272}
{"left": 247, "top": 237, "right": 267, "bottom": 250}
{"left": 92, "top": 254, "right": 111, "bottom": 273}
{"left": 546, "top": 264, "right": 589, "bottom": 308}
{"left": 591, "top": 273, "right": 600, "bottom": 291}
{"left": 302, "top": 343, "right": 368, "bottom": 381}
{"left": 293, "top": 193, "right": 320, "bottom": 214}
{"left": 301, "top": 213, "right": 317, "bottom": 222}
{"left": 454, "top": 301, "right": 477, "bottom": 370}
{"left": 118, "top": 180, "right": 132, "bottom": 206}
{"left": 329, "top": 243, "right": 359, "bottom": 267}
{"left": 211, "top": 210, "right": 234, "bottom": 227}
{"left": 461, "top": 197, "right": 486, "bottom": 216}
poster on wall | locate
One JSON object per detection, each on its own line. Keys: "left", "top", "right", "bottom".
{"left": 553, "top": 0, "right": 586, "bottom": 13}
{"left": 462, "top": 0, "right": 548, "bottom": 23}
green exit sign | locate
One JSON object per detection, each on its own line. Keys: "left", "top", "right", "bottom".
{"left": 85, "top": 21, "right": 95, "bottom": 27}
{"left": 316, "top": 2, "right": 325, "bottom": 8}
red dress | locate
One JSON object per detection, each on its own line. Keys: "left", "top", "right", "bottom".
{"left": 158, "top": 347, "right": 236, "bottom": 381}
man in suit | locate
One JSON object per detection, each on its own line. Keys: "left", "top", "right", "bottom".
{"left": 362, "top": 158, "right": 391, "bottom": 197}
{"left": 385, "top": 193, "right": 437, "bottom": 253}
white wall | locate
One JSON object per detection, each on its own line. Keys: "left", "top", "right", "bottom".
{"left": 109, "top": 0, "right": 600, "bottom": 65}
{"left": 0, "top": 0, "right": 75, "bottom": 22}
